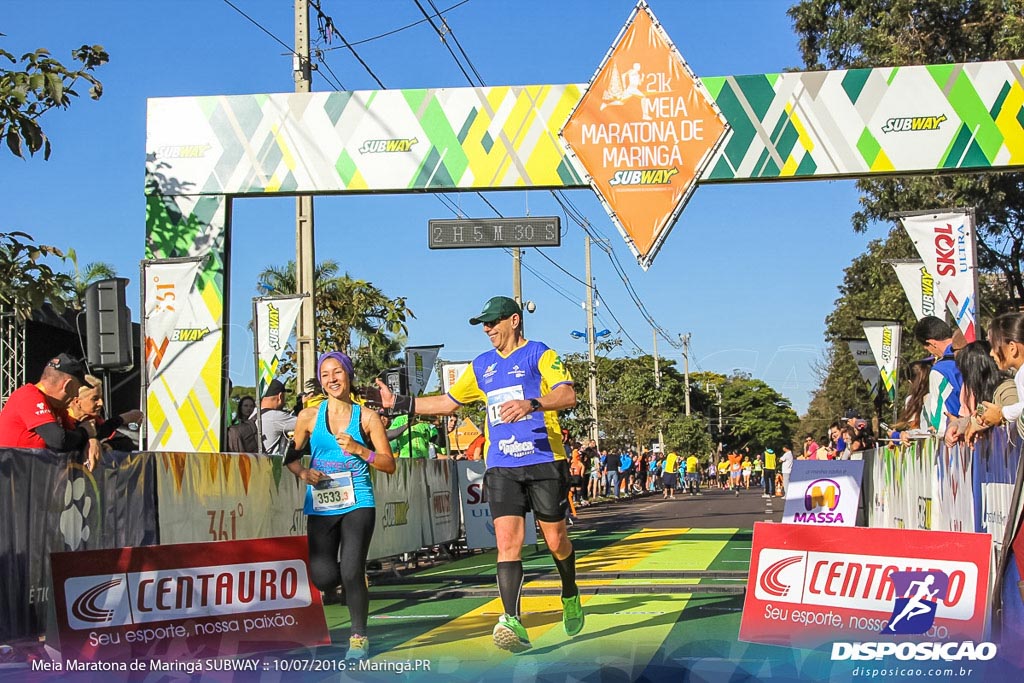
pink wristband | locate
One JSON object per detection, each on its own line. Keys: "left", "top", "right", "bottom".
{"left": 366, "top": 451, "right": 377, "bottom": 465}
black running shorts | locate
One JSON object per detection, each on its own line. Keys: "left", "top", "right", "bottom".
{"left": 484, "top": 460, "right": 569, "bottom": 523}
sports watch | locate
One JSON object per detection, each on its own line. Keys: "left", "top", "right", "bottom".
{"left": 529, "top": 398, "right": 542, "bottom": 412}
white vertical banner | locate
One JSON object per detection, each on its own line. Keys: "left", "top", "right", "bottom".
{"left": 900, "top": 210, "right": 978, "bottom": 341}
{"left": 888, "top": 259, "right": 941, "bottom": 321}
{"left": 254, "top": 295, "right": 305, "bottom": 398}
{"left": 843, "top": 338, "right": 880, "bottom": 395}
{"left": 441, "top": 362, "right": 472, "bottom": 395}
{"left": 862, "top": 320, "right": 901, "bottom": 403}
{"left": 406, "top": 345, "right": 443, "bottom": 396}
{"left": 142, "top": 257, "right": 207, "bottom": 449}
{"left": 457, "top": 461, "right": 536, "bottom": 549}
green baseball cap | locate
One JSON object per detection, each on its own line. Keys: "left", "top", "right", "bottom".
{"left": 469, "top": 296, "right": 522, "bottom": 325}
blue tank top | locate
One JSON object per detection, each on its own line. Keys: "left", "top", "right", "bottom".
{"left": 303, "top": 402, "right": 375, "bottom": 516}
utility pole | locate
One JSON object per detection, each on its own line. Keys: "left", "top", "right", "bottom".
{"left": 653, "top": 329, "right": 664, "bottom": 455}
{"left": 294, "top": 0, "right": 317, "bottom": 388}
{"left": 585, "top": 234, "right": 599, "bottom": 449}
{"left": 512, "top": 247, "right": 522, "bottom": 334}
{"left": 681, "top": 332, "right": 691, "bottom": 415}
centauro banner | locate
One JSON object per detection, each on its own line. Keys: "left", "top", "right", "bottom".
{"left": 843, "top": 338, "right": 880, "bottom": 395}
{"left": 50, "top": 536, "right": 328, "bottom": 662}
{"left": 889, "top": 259, "right": 940, "bottom": 321}
{"left": 900, "top": 210, "right": 978, "bottom": 341}
{"left": 254, "top": 295, "right": 305, "bottom": 398}
{"left": 862, "top": 320, "right": 901, "bottom": 402}
{"left": 142, "top": 257, "right": 213, "bottom": 451}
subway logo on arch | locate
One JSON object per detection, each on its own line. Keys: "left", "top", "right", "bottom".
{"left": 609, "top": 167, "right": 679, "bottom": 186}
{"left": 753, "top": 548, "right": 978, "bottom": 621}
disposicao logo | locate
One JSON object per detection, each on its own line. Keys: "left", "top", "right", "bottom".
{"left": 881, "top": 570, "right": 948, "bottom": 635}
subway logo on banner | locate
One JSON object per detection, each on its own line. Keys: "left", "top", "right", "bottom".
{"left": 63, "top": 560, "right": 311, "bottom": 630}
{"left": 359, "top": 138, "right": 418, "bottom": 154}
{"left": 609, "top": 167, "right": 679, "bottom": 186}
{"left": 171, "top": 328, "right": 212, "bottom": 342}
{"left": 881, "top": 115, "right": 947, "bottom": 133}
{"left": 754, "top": 548, "right": 978, "bottom": 620}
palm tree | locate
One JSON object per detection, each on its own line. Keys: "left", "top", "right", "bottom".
{"left": 66, "top": 248, "right": 117, "bottom": 309}
{"left": 256, "top": 260, "right": 413, "bottom": 381}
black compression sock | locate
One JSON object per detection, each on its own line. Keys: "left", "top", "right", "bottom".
{"left": 496, "top": 560, "right": 524, "bottom": 617}
{"left": 553, "top": 550, "right": 578, "bottom": 599}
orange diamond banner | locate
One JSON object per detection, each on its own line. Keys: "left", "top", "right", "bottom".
{"left": 560, "top": 1, "right": 729, "bottom": 269}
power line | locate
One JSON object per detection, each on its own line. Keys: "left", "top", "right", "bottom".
{"left": 412, "top": 0, "right": 478, "bottom": 86}
{"left": 221, "top": 0, "right": 302, "bottom": 59}
{"left": 426, "top": 0, "right": 487, "bottom": 86}
{"left": 324, "top": 0, "right": 474, "bottom": 49}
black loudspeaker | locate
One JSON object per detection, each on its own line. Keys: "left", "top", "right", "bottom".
{"left": 86, "top": 278, "right": 134, "bottom": 370}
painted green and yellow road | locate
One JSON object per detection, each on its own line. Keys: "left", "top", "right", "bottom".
{"left": 315, "top": 526, "right": 774, "bottom": 680}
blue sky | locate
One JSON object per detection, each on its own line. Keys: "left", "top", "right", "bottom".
{"left": 1, "top": 1, "right": 891, "bottom": 415}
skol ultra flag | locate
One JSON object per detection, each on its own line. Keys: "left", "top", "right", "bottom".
{"left": 900, "top": 211, "right": 978, "bottom": 341}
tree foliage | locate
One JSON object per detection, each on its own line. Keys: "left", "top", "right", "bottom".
{"left": 1, "top": 42, "right": 108, "bottom": 159}
{"left": 560, "top": 349, "right": 794, "bottom": 456}
{"left": 0, "top": 231, "right": 75, "bottom": 320}
{"left": 788, "top": 0, "right": 1024, "bottom": 305}
{"left": 256, "top": 260, "right": 413, "bottom": 384}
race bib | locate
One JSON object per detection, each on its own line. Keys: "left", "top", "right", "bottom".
{"left": 310, "top": 472, "right": 356, "bottom": 512}
{"left": 486, "top": 385, "right": 525, "bottom": 427}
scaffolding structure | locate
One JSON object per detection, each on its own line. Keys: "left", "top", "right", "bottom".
{"left": 0, "top": 310, "right": 26, "bottom": 410}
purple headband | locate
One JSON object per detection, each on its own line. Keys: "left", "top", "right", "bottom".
{"left": 317, "top": 351, "right": 354, "bottom": 380}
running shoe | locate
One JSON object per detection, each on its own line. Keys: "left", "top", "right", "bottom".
{"left": 493, "top": 614, "right": 532, "bottom": 652}
{"left": 345, "top": 634, "right": 369, "bottom": 660}
{"left": 562, "top": 593, "right": 585, "bottom": 637}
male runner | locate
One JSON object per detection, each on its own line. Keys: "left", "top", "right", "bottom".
{"left": 372, "top": 296, "right": 582, "bottom": 653}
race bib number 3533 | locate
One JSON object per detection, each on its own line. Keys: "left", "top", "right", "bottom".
{"left": 311, "top": 472, "right": 356, "bottom": 512}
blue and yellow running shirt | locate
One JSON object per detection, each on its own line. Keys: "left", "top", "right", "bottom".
{"left": 447, "top": 340, "right": 573, "bottom": 469}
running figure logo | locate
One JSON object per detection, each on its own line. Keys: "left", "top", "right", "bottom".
{"left": 600, "top": 62, "right": 651, "bottom": 119}
{"left": 882, "top": 570, "right": 949, "bottom": 634}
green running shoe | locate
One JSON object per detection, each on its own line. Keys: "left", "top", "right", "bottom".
{"left": 345, "top": 634, "right": 369, "bottom": 660}
{"left": 562, "top": 592, "right": 585, "bottom": 636}
{"left": 492, "top": 614, "right": 532, "bottom": 653}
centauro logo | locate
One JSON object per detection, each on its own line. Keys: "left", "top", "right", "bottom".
{"left": 609, "top": 167, "right": 679, "bottom": 186}
{"left": 359, "top": 138, "right": 419, "bottom": 154}
{"left": 171, "top": 328, "right": 212, "bottom": 342}
{"left": 881, "top": 114, "right": 947, "bottom": 133}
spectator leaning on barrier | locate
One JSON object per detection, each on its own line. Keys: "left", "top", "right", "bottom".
{"left": 978, "top": 312, "right": 1024, "bottom": 435}
{"left": 914, "top": 316, "right": 963, "bottom": 434}
{"left": 890, "top": 358, "right": 935, "bottom": 441}
{"left": 0, "top": 354, "right": 103, "bottom": 471}
{"left": 67, "top": 373, "right": 144, "bottom": 452}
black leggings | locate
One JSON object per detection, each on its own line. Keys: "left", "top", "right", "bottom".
{"left": 307, "top": 507, "right": 376, "bottom": 634}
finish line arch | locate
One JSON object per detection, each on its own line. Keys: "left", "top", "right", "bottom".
{"left": 143, "top": 16, "right": 1024, "bottom": 451}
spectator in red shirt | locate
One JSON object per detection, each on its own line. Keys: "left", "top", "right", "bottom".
{"left": 0, "top": 354, "right": 102, "bottom": 469}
